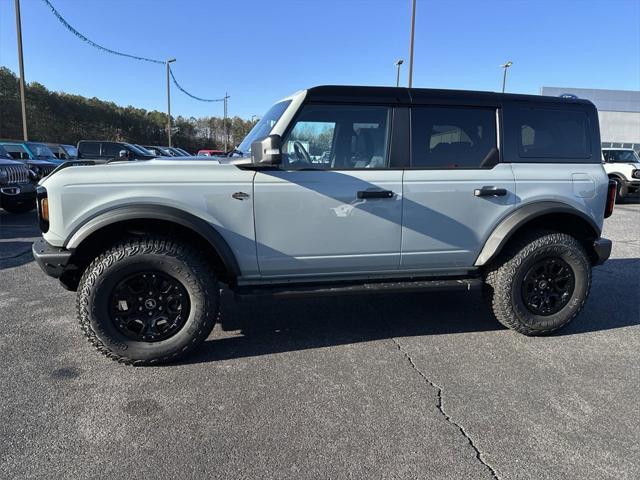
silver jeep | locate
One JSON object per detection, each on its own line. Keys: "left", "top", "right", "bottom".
{"left": 32, "top": 86, "right": 615, "bottom": 364}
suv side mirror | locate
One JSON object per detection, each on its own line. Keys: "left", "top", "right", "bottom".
{"left": 251, "top": 134, "right": 282, "bottom": 165}
{"left": 118, "top": 150, "right": 128, "bottom": 159}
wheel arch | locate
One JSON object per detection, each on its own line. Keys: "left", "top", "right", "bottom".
{"left": 475, "top": 202, "right": 601, "bottom": 267}
{"left": 64, "top": 205, "right": 241, "bottom": 287}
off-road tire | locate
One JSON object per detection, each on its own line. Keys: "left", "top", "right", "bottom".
{"left": 0, "top": 195, "right": 35, "bottom": 214}
{"left": 77, "top": 236, "right": 219, "bottom": 365}
{"left": 484, "top": 230, "right": 591, "bottom": 336}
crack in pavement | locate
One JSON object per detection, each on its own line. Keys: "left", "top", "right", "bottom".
{"left": 391, "top": 338, "right": 500, "bottom": 480}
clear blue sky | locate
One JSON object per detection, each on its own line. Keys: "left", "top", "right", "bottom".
{"left": 1, "top": 0, "right": 639, "bottom": 119}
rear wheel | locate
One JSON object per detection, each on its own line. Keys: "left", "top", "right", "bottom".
{"left": 77, "top": 236, "right": 219, "bottom": 365}
{"left": 484, "top": 230, "right": 591, "bottom": 335}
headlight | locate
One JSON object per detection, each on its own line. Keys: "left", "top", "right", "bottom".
{"left": 0, "top": 169, "right": 8, "bottom": 183}
{"left": 632, "top": 169, "right": 640, "bottom": 179}
{"left": 29, "top": 165, "right": 42, "bottom": 179}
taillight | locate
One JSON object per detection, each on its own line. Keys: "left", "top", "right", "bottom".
{"left": 604, "top": 180, "right": 616, "bottom": 218}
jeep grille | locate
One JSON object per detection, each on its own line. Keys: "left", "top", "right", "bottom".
{"left": 2, "top": 165, "right": 30, "bottom": 185}
{"left": 40, "top": 164, "right": 56, "bottom": 177}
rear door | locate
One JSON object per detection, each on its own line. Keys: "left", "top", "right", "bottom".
{"left": 253, "top": 104, "right": 403, "bottom": 277}
{"left": 401, "top": 105, "right": 516, "bottom": 270}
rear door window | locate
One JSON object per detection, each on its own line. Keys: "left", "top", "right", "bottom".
{"left": 410, "top": 107, "right": 498, "bottom": 168}
{"left": 101, "top": 143, "right": 122, "bottom": 156}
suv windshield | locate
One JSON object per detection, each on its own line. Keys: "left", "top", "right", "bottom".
{"left": 124, "top": 143, "right": 152, "bottom": 156}
{"left": 603, "top": 150, "right": 640, "bottom": 163}
{"left": 236, "top": 100, "right": 292, "bottom": 155}
{"left": 26, "top": 142, "right": 57, "bottom": 159}
{"left": 0, "top": 145, "right": 12, "bottom": 160}
{"left": 62, "top": 145, "right": 78, "bottom": 157}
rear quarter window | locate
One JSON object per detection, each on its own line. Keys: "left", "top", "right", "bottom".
{"left": 506, "top": 106, "right": 593, "bottom": 161}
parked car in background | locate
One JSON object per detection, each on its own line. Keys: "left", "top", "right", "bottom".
{"left": 196, "top": 149, "right": 225, "bottom": 157}
{"left": 167, "top": 147, "right": 188, "bottom": 156}
{"left": 602, "top": 148, "right": 640, "bottom": 202}
{"left": 0, "top": 144, "right": 37, "bottom": 213}
{"left": 174, "top": 147, "right": 192, "bottom": 156}
{"left": 143, "top": 145, "right": 174, "bottom": 157}
{"left": 0, "top": 141, "right": 65, "bottom": 165}
{"left": 77, "top": 141, "right": 156, "bottom": 163}
{"left": 0, "top": 142, "right": 59, "bottom": 179}
{"left": 48, "top": 143, "right": 78, "bottom": 160}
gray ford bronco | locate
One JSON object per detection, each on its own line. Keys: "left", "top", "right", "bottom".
{"left": 32, "top": 86, "right": 615, "bottom": 365}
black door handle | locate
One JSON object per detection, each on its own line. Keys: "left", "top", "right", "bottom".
{"left": 474, "top": 186, "right": 507, "bottom": 197}
{"left": 357, "top": 190, "right": 394, "bottom": 199}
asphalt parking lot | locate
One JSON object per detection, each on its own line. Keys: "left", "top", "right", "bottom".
{"left": 0, "top": 203, "right": 638, "bottom": 480}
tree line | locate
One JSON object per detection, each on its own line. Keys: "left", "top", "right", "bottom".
{"left": 0, "top": 67, "right": 256, "bottom": 152}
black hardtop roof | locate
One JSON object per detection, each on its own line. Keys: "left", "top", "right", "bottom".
{"left": 305, "top": 85, "right": 595, "bottom": 108}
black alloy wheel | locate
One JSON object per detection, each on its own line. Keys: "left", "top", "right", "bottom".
{"left": 110, "top": 271, "right": 190, "bottom": 342}
{"left": 521, "top": 257, "right": 575, "bottom": 316}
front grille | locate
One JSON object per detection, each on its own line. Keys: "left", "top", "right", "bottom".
{"left": 2, "top": 165, "right": 30, "bottom": 184}
{"left": 40, "top": 165, "right": 56, "bottom": 177}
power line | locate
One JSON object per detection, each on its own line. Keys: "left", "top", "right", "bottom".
{"left": 169, "top": 68, "right": 225, "bottom": 102}
{"left": 40, "top": 0, "right": 224, "bottom": 103}
{"left": 41, "top": 0, "right": 163, "bottom": 64}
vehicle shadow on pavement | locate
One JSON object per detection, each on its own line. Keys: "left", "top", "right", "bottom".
{"left": 0, "top": 211, "right": 40, "bottom": 239}
{"left": 0, "top": 241, "right": 35, "bottom": 269}
{"left": 184, "top": 290, "right": 503, "bottom": 364}
{"left": 182, "top": 258, "right": 639, "bottom": 364}
{"left": 0, "top": 212, "right": 40, "bottom": 269}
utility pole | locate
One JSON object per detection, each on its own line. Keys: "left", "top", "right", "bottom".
{"left": 165, "top": 58, "right": 176, "bottom": 146}
{"left": 500, "top": 61, "right": 513, "bottom": 93}
{"left": 14, "top": 0, "right": 28, "bottom": 140}
{"left": 408, "top": 0, "right": 416, "bottom": 88}
{"left": 223, "top": 93, "right": 230, "bottom": 152}
{"left": 395, "top": 59, "right": 404, "bottom": 87}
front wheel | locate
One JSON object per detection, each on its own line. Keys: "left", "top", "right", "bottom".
{"left": 77, "top": 236, "right": 219, "bottom": 365}
{"left": 484, "top": 230, "right": 591, "bottom": 336}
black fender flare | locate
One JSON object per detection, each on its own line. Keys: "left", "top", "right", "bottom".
{"left": 474, "top": 201, "right": 601, "bottom": 266}
{"left": 64, "top": 204, "right": 241, "bottom": 278}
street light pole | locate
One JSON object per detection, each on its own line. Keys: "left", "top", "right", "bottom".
{"left": 408, "top": 0, "right": 416, "bottom": 88}
{"left": 500, "top": 61, "right": 513, "bottom": 93}
{"left": 14, "top": 0, "right": 28, "bottom": 141}
{"left": 395, "top": 59, "right": 404, "bottom": 88}
{"left": 166, "top": 58, "right": 176, "bottom": 146}
{"left": 223, "top": 93, "right": 230, "bottom": 152}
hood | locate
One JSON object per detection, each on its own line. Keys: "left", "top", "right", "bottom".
{"left": 40, "top": 157, "right": 237, "bottom": 188}
{"left": 0, "top": 158, "right": 24, "bottom": 167}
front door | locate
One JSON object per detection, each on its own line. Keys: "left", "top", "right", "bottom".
{"left": 253, "top": 104, "right": 402, "bottom": 277}
{"left": 401, "top": 105, "right": 517, "bottom": 270}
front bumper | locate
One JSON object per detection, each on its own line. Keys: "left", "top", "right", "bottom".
{"left": 32, "top": 238, "right": 72, "bottom": 278}
{"left": 0, "top": 180, "right": 36, "bottom": 197}
{"left": 592, "top": 237, "right": 612, "bottom": 266}
{"left": 622, "top": 179, "right": 640, "bottom": 195}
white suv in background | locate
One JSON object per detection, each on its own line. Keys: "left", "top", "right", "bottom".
{"left": 602, "top": 148, "right": 640, "bottom": 202}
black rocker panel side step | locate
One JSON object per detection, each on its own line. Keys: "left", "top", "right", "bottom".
{"left": 234, "top": 277, "right": 482, "bottom": 300}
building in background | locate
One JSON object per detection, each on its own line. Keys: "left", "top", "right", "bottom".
{"left": 541, "top": 87, "right": 640, "bottom": 153}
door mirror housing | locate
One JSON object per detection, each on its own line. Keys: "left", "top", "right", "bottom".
{"left": 118, "top": 150, "right": 128, "bottom": 159}
{"left": 251, "top": 134, "right": 282, "bottom": 165}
